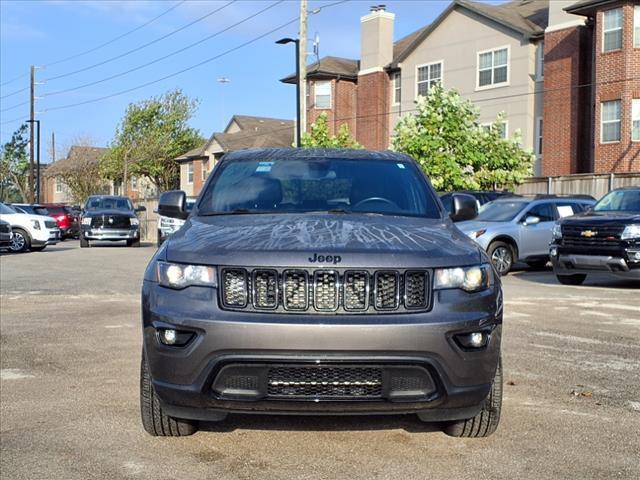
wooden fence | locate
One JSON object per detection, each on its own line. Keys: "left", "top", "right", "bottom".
{"left": 515, "top": 172, "right": 639, "bottom": 199}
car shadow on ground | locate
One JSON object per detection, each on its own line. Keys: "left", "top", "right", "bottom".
{"left": 510, "top": 268, "right": 640, "bottom": 289}
{"left": 198, "top": 414, "right": 442, "bottom": 434}
{"left": 84, "top": 241, "right": 155, "bottom": 248}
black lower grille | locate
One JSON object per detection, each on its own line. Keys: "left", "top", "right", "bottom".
{"left": 267, "top": 366, "right": 383, "bottom": 399}
{"left": 0, "top": 224, "right": 11, "bottom": 233}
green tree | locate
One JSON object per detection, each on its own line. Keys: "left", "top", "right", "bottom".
{"left": 0, "top": 124, "right": 30, "bottom": 202}
{"left": 392, "top": 85, "right": 533, "bottom": 191}
{"left": 300, "top": 112, "right": 361, "bottom": 149}
{"left": 101, "top": 89, "right": 204, "bottom": 192}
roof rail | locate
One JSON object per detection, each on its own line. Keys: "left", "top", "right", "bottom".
{"left": 531, "top": 194, "right": 596, "bottom": 200}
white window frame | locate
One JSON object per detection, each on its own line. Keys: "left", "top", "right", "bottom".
{"left": 392, "top": 72, "right": 401, "bottom": 105}
{"left": 415, "top": 60, "right": 443, "bottom": 99}
{"left": 476, "top": 45, "right": 510, "bottom": 90}
{"left": 55, "top": 176, "right": 63, "bottom": 193}
{"left": 601, "top": 100, "right": 622, "bottom": 144}
{"left": 481, "top": 121, "right": 509, "bottom": 139}
{"left": 130, "top": 176, "right": 138, "bottom": 191}
{"left": 536, "top": 41, "right": 544, "bottom": 81}
{"left": 314, "top": 80, "right": 332, "bottom": 109}
{"left": 535, "top": 117, "right": 543, "bottom": 158}
{"left": 602, "top": 8, "right": 623, "bottom": 53}
{"left": 632, "top": 99, "right": 640, "bottom": 142}
{"left": 187, "top": 162, "right": 194, "bottom": 184}
{"left": 202, "top": 160, "right": 208, "bottom": 180}
{"left": 634, "top": 6, "right": 640, "bottom": 48}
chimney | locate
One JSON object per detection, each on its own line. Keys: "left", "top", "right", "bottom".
{"left": 360, "top": 5, "right": 394, "bottom": 73}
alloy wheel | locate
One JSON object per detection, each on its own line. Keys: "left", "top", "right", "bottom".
{"left": 491, "top": 246, "right": 512, "bottom": 274}
{"left": 10, "top": 232, "right": 26, "bottom": 252}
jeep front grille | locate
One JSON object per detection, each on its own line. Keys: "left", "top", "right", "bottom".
{"left": 219, "top": 267, "right": 431, "bottom": 314}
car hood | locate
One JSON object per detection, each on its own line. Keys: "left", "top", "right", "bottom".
{"left": 559, "top": 211, "right": 640, "bottom": 225}
{"left": 165, "top": 213, "right": 482, "bottom": 268}
{"left": 83, "top": 209, "right": 136, "bottom": 218}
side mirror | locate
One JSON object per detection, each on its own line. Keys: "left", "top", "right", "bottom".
{"left": 450, "top": 193, "right": 478, "bottom": 222}
{"left": 158, "top": 190, "right": 188, "bottom": 220}
{"left": 135, "top": 205, "right": 147, "bottom": 213}
{"left": 523, "top": 215, "right": 540, "bottom": 226}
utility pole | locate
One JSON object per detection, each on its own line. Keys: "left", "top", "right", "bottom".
{"left": 29, "top": 65, "right": 35, "bottom": 203}
{"left": 51, "top": 132, "right": 56, "bottom": 162}
{"left": 298, "top": 0, "right": 308, "bottom": 138}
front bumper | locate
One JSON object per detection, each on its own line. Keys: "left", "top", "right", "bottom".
{"left": 551, "top": 252, "right": 640, "bottom": 279}
{"left": 82, "top": 227, "right": 139, "bottom": 241}
{"left": 31, "top": 228, "right": 60, "bottom": 246}
{"left": 142, "top": 280, "right": 502, "bottom": 420}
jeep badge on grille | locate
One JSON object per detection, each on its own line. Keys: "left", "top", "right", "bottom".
{"left": 308, "top": 253, "right": 342, "bottom": 264}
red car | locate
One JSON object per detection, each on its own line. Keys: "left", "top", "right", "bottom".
{"left": 41, "top": 203, "right": 79, "bottom": 239}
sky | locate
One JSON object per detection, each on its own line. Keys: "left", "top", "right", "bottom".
{"left": 0, "top": 0, "right": 502, "bottom": 161}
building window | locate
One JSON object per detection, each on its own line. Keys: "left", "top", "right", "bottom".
{"left": 535, "top": 117, "right": 543, "bottom": 157}
{"left": 603, "top": 8, "right": 623, "bottom": 52}
{"left": 477, "top": 47, "right": 509, "bottom": 88}
{"left": 601, "top": 100, "right": 621, "bottom": 143}
{"left": 481, "top": 121, "right": 508, "bottom": 139}
{"left": 202, "top": 160, "right": 208, "bottom": 180}
{"left": 632, "top": 99, "right": 640, "bottom": 142}
{"left": 635, "top": 6, "right": 640, "bottom": 48}
{"left": 131, "top": 176, "right": 138, "bottom": 191}
{"left": 416, "top": 62, "right": 442, "bottom": 97}
{"left": 314, "top": 81, "right": 331, "bottom": 109}
{"left": 187, "top": 162, "right": 194, "bottom": 183}
{"left": 536, "top": 41, "right": 544, "bottom": 80}
{"left": 55, "top": 177, "right": 63, "bottom": 193}
{"left": 392, "top": 72, "right": 401, "bottom": 104}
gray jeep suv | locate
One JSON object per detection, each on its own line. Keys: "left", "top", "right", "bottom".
{"left": 141, "top": 149, "right": 503, "bottom": 438}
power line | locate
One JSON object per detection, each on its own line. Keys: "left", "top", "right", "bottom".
{"left": 43, "top": 1, "right": 286, "bottom": 98}
{"left": 0, "top": 100, "right": 29, "bottom": 113}
{"left": 0, "top": 86, "right": 28, "bottom": 100}
{"left": 0, "top": 1, "right": 184, "bottom": 89}
{"left": 43, "top": 1, "right": 236, "bottom": 83}
{"left": 43, "top": 16, "right": 301, "bottom": 113}
{"left": 44, "top": 1, "right": 186, "bottom": 68}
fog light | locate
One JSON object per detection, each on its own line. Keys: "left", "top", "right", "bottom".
{"left": 629, "top": 251, "right": 640, "bottom": 263}
{"left": 455, "top": 331, "right": 489, "bottom": 349}
{"left": 550, "top": 247, "right": 558, "bottom": 258}
{"left": 157, "top": 328, "right": 194, "bottom": 347}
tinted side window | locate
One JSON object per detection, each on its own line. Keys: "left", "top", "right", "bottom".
{"left": 526, "top": 203, "right": 556, "bottom": 222}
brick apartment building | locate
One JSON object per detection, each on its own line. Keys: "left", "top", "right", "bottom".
{"left": 282, "top": 0, "right": 639, "bottom": 176}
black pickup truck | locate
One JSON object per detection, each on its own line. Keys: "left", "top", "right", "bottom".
{"left": 550, "top": 187, "right": 640, "bottom": 284}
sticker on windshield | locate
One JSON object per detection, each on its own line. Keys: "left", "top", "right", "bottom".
{"left": 256, "top": 162, "right": 274, "bottom": 173}
{"left": 397, "top": 163, "right": 406, "bottom": 169}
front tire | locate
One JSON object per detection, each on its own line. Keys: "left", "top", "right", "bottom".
{"left": 488, "top": 241, "right": 514, "bottom": 276}
{"left": 526, "top": 259, "right": 548, "bottom": 270}
{"left": 140, "top": 351, "right": 198, "bottom": 437}
{"left": 556, "top": 274, "right": 586, "bottom": 285}
{"left": 442, "top": 358, "right": 503, "bottom": 438}
{"left": 127, "top": 238, "right": 141, "bottom": 247}
{"left": 9, "top": 228, "right": 30, "bottom": 253}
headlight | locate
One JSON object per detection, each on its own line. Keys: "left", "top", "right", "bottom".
{"left": 81, "top": 217, "right": 91, "bottom": 225}
{"left": 31, "top": 219, "right": 41, "bottom": 230}
{"left": 467, "top": 229, "right": 486, "bottom": 239}
{"left": 130, "top": 218, "right": 140, "bottom": 226}
{"left": 434, "top": 264, "right": 491, "bottom": 292}
{"left": 552, "top": 223, "right": 562, "bottom": 240}
{"left": 621, "top": 224, "right": 640, "bottom": 240}
{"left": 157, "top": 261, "right": 217, "bottom": 289}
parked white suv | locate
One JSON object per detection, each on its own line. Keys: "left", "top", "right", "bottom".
{"left": 0, "top": 202, "right": 61, "bottom": 252}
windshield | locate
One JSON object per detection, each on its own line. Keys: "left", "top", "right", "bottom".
{"left": 0, "top": 203, "right": 16, "bottom": 214}
{"left": 198, "top": 158, "right": 441, "bottom": 218}
{"left": 85, "top": 197, "right": 133, "bottom": 211}
{"left": 476, "top": 201, "right": 528, "bottom": 222}
{"left": 593, "top": 190, "right": 640, "bottom": 213}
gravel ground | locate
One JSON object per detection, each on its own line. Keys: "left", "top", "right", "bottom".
{"left": 1, "top": 241, "right": 639, "bottom": 480}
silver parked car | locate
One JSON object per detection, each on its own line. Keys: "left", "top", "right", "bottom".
{"left": 457, "top": 195, "right": 595, "bottom": 275}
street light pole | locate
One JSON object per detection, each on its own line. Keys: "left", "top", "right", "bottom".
{"left": 276, "top": 37, "right": 301, "bottom": 147}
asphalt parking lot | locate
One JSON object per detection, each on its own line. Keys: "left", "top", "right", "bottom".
{"left": 1, "top": 242, "right": 639, "bottom": 480}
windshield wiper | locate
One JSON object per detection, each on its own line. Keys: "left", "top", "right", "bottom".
{"left": 200, "top": 209, "right": 268, "bottom": 216}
